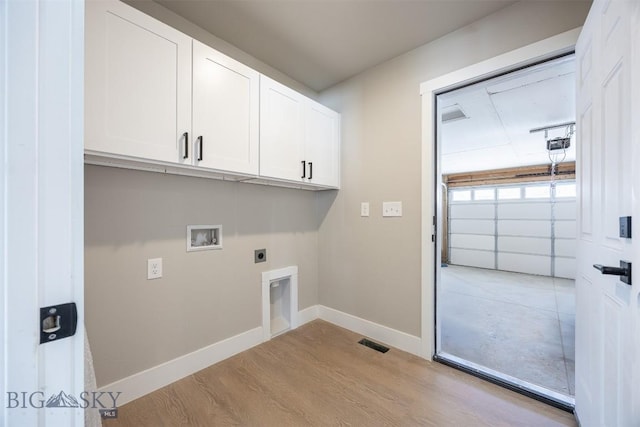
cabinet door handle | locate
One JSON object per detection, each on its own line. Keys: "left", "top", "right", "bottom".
{"left": 183, "top": 132, "right": 189, "bottom": 159}
{"left": 308, "top": 162, "right": 313, "bottom": 180}
{"left": 197, "top": 136, "right": 203, "bottom": 161}
{"left": 301, "top": 160, "right": 306, "bottom": 179}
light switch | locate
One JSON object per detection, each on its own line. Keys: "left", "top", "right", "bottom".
{"left": 361, "top": 202, "right": 370, "bottom": 217}
{"left": 382, "top": 201, "right": 402, "bottom": 217}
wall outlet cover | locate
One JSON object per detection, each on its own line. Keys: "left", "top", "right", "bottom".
{"left": 147, "top": 258, "right": 162, "bottom": 280}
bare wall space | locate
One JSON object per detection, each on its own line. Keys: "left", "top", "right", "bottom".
{"left": 85, "top": 165, "right": 326, "bottom": 387}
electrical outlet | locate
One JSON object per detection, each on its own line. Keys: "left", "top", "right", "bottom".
{"left": 382, "top": 201, "right": 402, "bottom": 217}
{"left": 361, "top": 202, "right": 370, "bottom": 217}
{"left": 147, "top": 258, "right": 162, "bottom": 280}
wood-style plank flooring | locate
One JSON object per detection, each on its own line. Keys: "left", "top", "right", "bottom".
{"left": 104, "top": 320, "right": 576, "bottom": 426}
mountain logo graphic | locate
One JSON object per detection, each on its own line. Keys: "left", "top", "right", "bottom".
{"left": 45, "top": 391, "right": 80, "bottom": 408}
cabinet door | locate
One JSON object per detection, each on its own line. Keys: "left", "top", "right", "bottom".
{"left": 259, "top": 76, "right": 306, "bottom": 182}
{"left": 85, "top": 0, "right": 192, "bottom": 164}
{"left": 304, "top": 100, "right": 341, "bottom": 188}
{"left": 192, "top": 40, "right": 259, "bottom": 175}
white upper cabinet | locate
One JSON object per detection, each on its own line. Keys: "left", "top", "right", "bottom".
{"left": 259, "top": 75, "right": 306, "bottom": 182}
{"left": 85, "top": 1, "right": 340, "bottom": 189}
{"left": 304, "top": 99, "right": 341, "bottom": 188}
{"left": 259, "top": 76, "right": 341, "bottom": 189}
{"left": 192, "top": 40, "right": 259, "bottom": 176}
{"left": 85, "top": 0, "right": 192, "bottom": 164}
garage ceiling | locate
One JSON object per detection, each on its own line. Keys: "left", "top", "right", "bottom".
{"left": 440, "top": 55, "right": 576, "bottom": 174}
{"left": 152, "top": 0, "right": 516, "bottom": 91}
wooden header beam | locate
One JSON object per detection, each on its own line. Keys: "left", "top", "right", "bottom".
{"left": 444, "top": 161, "right": 575, "bottom": 188}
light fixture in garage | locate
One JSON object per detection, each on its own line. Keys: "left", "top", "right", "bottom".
{"left": 442, "top": 104, "right": 468, "bottom": 123}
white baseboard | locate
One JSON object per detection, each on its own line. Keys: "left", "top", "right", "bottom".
{"left": 298, "top": 304, "right": 320, "bottom": 325}
{"left": 99, "top": 326, "right": 263, "bottom": 406}
{"left": 99, "top": 304, "right": 422, "bottom": 406}
{"left": 317, "top": 305, "right": 423, "bottom": 357}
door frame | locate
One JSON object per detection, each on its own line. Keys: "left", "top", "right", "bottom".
{"left": 419, "top": 28, "right": 581, "bottom": 359}
{"left": 2, "top": 0, "right": 85, "bottom": 424}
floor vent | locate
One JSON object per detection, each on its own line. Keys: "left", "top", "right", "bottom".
{"left": 358, "top": 338, "right": 389, "bottom": 353}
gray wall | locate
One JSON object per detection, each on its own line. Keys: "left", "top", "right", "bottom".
{"left": 85, "top": 166, "right": 326, "bottom": 386}
{"left": 316, "top": 1, "right": 591, "bottom": 337}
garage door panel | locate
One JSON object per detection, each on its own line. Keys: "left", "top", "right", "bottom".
{"left": 498, "top": 220, "right": 550, "bottom": 237}
{"left": 498, "top": 236, "right": 551, "bottom": 255}
{"left": 450, "top": 234, "right": 494, "bottom": 251}
{"left": 450, "top": 219, "right": 494, "bottom": 235}
{"left": 555, "top": 238, "right": 577, "bottom": 257}
{"left": 555, "top": 220, "right": 577, "bottom": 238}
{"left": 555, "top": 257, "right": 576, "bottom": 279}
{"left": 555, "top": 201, "right": 577, "bottom": 220}
{"left": 498, "top": 253, "right": 551, "bottom": 276}
{"left": 498, "top": 202, "right": 550, "bottom": 220}
{"left": 450, "top": 203, "right": 494, "bottom": 219}
{"left": 450, "top": 249, "right": 494, "bottom": 269}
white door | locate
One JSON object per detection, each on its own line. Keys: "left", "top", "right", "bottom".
{"left": 85, "top": 0, "right": 192, "bottom": 164}
{"left": 259, "top": 75, "right": 306, "bottom": 182}
{"left": 192, "top": 40, "right": 259, "bottom": 175}
{"left": 305, "top": 100, "right": 341, "bottom": 188}
{"left": 575, "top": 1, "right": 639, "bottom": 425}
{"left": 2, "top": 0, "right": 85, "bottom": 425}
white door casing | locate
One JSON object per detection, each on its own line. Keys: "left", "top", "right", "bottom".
{"left": 2, "top": 0, "right": 85, "bottom": 425}
{"left": 575, "top": 1, "right": 639, "bottom": 425}
{"left": 420, "top": 28, "right": 580, "bottom": 359}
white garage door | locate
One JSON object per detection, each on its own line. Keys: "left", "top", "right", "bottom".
{"left": 448, "top": 181, "right": 576, "bottom": 279}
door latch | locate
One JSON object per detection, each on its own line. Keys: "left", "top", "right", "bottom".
{"left": 593, "top": 261, "right": 631, "bottom": 285}
{"left": 40, "top": 302, "right": 77, "bottom": 344}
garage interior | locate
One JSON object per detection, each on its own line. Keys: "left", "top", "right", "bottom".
{"left": 436, "top": 55, "right": 576, "bottom": 402}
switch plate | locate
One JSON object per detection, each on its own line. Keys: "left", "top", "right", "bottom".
{"left": 147, "top": 258, "right": 162, "bottom": 280}
{"left": 361, "top": 202, "right": 370, "bottom": 217}
{"left": 382, "top": 201, "right": 402, "bottom": 217}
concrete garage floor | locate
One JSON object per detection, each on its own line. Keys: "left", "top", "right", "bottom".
{"left": 439, "top": 265, "right": 575, "bottom": 397}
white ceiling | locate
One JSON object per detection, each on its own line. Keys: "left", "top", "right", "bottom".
{"left": 440, "top": 55, "right": 576, "bottom": 174}
{"left": 153, "top": 0, "right": 516, "bottom": 91}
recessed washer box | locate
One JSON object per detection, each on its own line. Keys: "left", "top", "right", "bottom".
{"left": 187, "top": 225, "right": 222, "bottom": 252}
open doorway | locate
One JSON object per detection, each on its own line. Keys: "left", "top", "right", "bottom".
{"left": 435, "top": 54, "right": 576, "bottom": 408}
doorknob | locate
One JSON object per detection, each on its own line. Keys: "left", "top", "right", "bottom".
{"left": 593, "top": 261, "right": 631, "bottom": 285}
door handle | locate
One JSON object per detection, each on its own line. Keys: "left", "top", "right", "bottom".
{"left": 197, "top": 136, "right": 203, "bottom": 161}
{"left": 301, "top": 160, "right": 306, "bottom": 179}
{"left": 308, "top": 162, "right": 313, "bottom": 180}
{"left": 593, "top": 261, "right": 631, "bottom": 285}
{"left": 182, "top": 132, "right": 189, "bottom": 159}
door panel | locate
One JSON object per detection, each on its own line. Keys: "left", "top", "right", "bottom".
{"left": 259, "top": 76, "right": 305, "bottom": 182}
{"left": 85, "top": 0, "right": 191, "bottom": 164}
{"left": 575, "top": 1, "right": 637, "bottom": 425}
{"left": 192, "top": 40, "right": 259, "bottom": 175}
{"left": 305, "top": 100, "right": 340, "bottom": 188}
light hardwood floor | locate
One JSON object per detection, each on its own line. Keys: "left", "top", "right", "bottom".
{"left": 105, "top": 320, "right": 576, "bottom": 426}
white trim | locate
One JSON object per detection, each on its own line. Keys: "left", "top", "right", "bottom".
{"left": 420, "top": 28, "right": 582, "bottom": 360}
{"left": 298, "top": 304, "right": 320, "bottom": 326}
{"left": 99, "top": 326, "right": 263, "bottom": 406}
{"left": 97, "top": 304, "right": 424, "bottom": 406}
{"left": 318, "top": 306, "right": 422, "bottom": 357}
{"left": 261, "top": 266, "right": 298, "bottom": 341}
